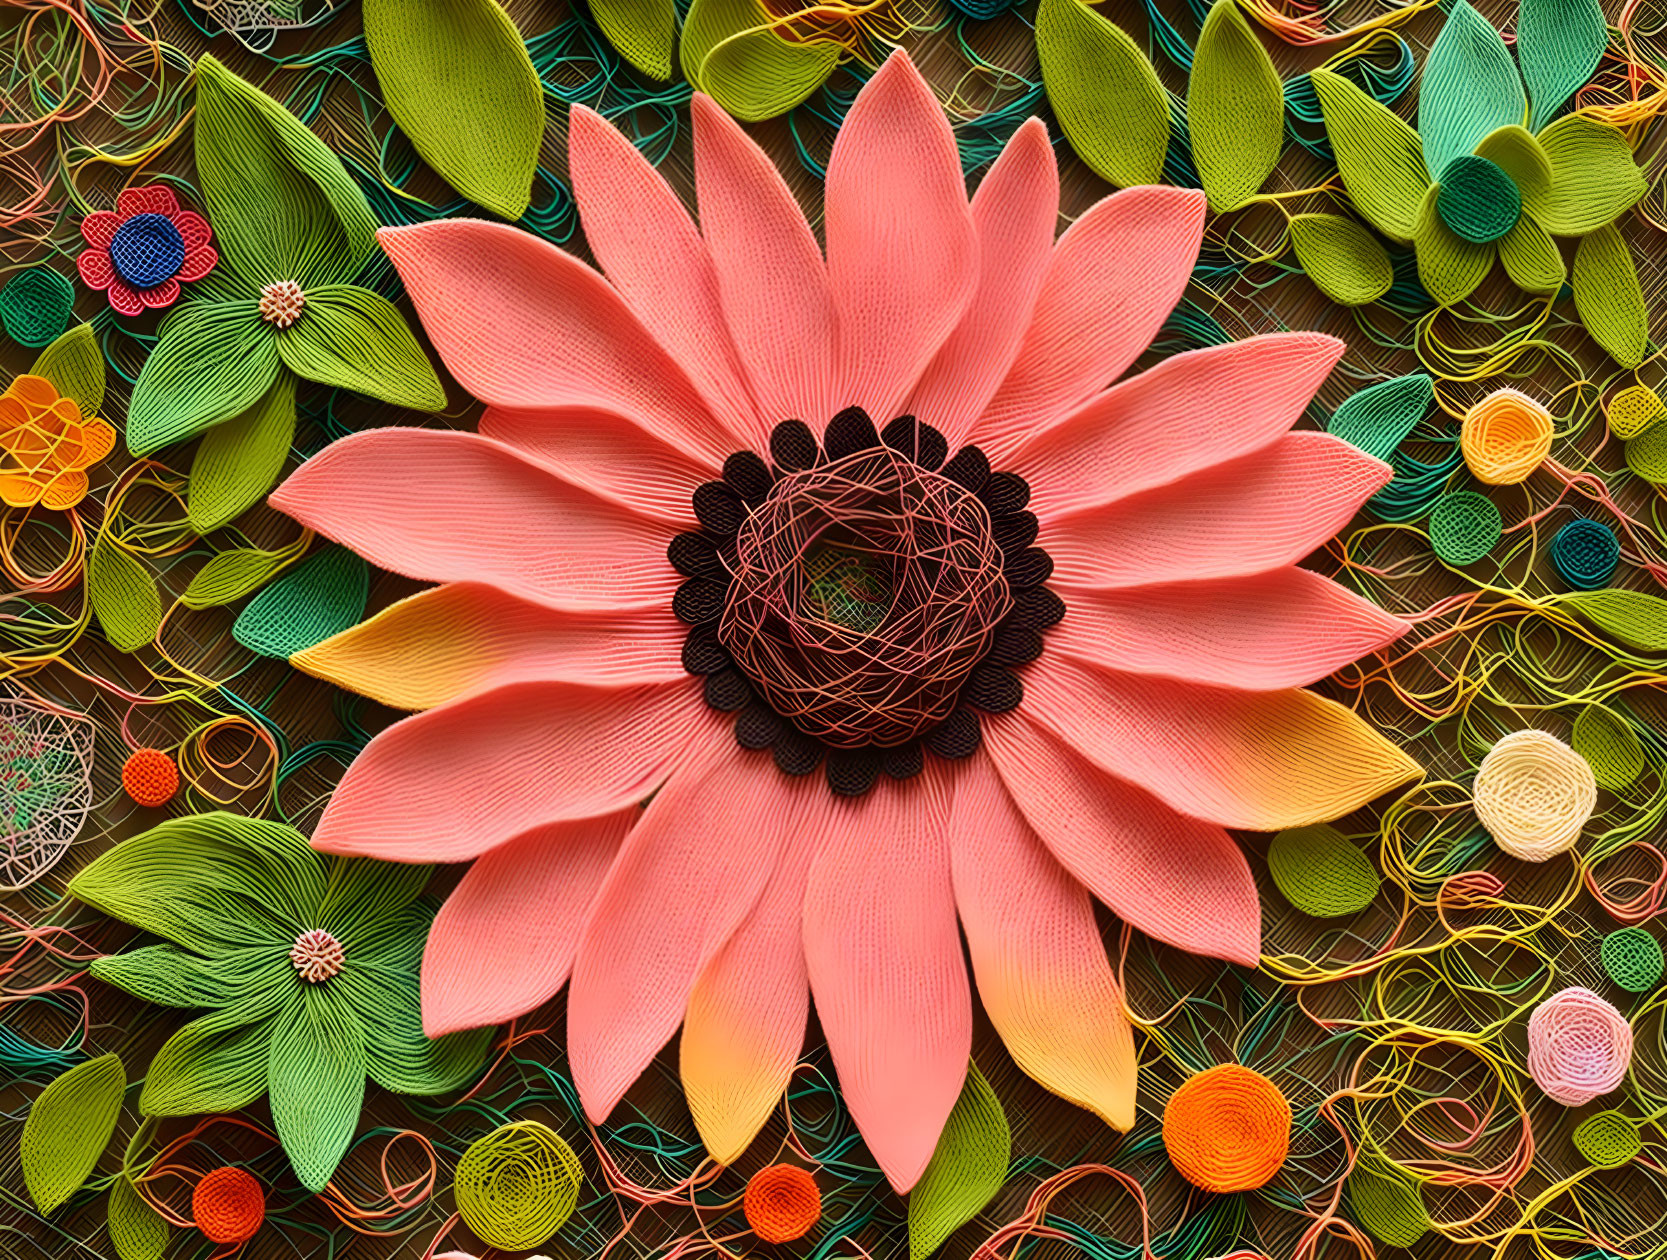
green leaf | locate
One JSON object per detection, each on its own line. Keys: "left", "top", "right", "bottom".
{"left": 275, "top": 286, "right": 445, "bottom": 411}
{"left": 908, "top": 1061, "right": 1009, "bottom": 1260}
{"left": 333, "top": 945, "right": 492, "bottom": 1096}
{"left": 108, "top": 1174, "right": 170, "bottom": 1260}
{"left": 1418, "top": 0, "right": 1527, "bottom": 179}
{"left": 1474, "top": 125, "right": 1551, "bottom": 202}
{"left": 1036, "top": 0, "right": 1171, "bottom": 188}
{"left": 1572, "top": 704, "right": 1644, "bottom": 791}
{"left": 234, "top": 546, "right": 371, "bottom": 659}
{"left": 1310, "top": 69, "right": 1429, "bottom": 241}
{"left": 140, "top": 995, "right": 286, "bottom": 1117}
{"left": 1348, "top": 1158, "right": 1430, "bottom": 1248}
{"left": 88, "top": 536, "right": 160, "bottom": 654}
{"left": 188, "top": 374, "right": 298, "bottom": 535}
{"left": 680, "top": 0, "right": 840, "bottom": 122}
{"left": 1563, "top": 588, "right": 1667, "bottom": 653}
{"left": 591, "top": 0, "right": 679, "bottom": 81}
{"left": 1524, "top": 114, "right": 1648, "bottom": 236}
{"left": 182, "top": 547, "right": 297, "bottom": 610}
{"left": 1519, "top": 0, "right": 1608, "bottom": 128}
{"left": 1327, "top": 373, "right": 1432, "bottom": 460}
{"left": 1497, "top": 215, "right": 1565, "bottom": 294}
{"left": 126, "top": 299, "right": 278, "bottom": 456}
{"left": 1414, "top": 184, "right": 1494, "bottom": 306}
{"left": 30, "top": 323, "right": 105, "bottom": 415}
{"left": 1574, "top": 224, "right": 1649, "bottom": 367}
{"left": 362, "top": 0, "right": 547, "bottom": 216}
{"left": 1188, "top": 0, "right": 1283, "bottom": 211}
{"left": 194, "top": 55, "right": 380, "bottom": 288}
{"left": 269, "top": 990, "right": 366, "bottom": 1192}
{"left": 22, "top": 1055, "right": 125, "bottom": 1213}
{"left": 1288, "top": 214, "right": 1393, "bottom": 305}
{"left": 91, "top": 943, "right": 288, "bottom": 1009}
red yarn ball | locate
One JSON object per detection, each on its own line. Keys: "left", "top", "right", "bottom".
{"left": 744, "top": 1163, "right": 821, "bottom": 1243}
{"left": 192, "top": 1166, "right": 264, "bottom": 1245}
{"left": 121, "top": 747, "right": 178, "bottom": 807}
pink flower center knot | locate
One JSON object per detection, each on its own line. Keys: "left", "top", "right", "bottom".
{"left": 290, "top": 928, "right": 345, "bottom": 983}
{"left": 259, "top": 280, "right": 306, "bottom": 328}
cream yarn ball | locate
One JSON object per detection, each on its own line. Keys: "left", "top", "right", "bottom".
{"left": 1472, "top": 730, "right": 1597, "bottom": 861}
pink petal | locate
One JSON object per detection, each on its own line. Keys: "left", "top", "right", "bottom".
{"left": 1048, "top": 567, "right": 1408, "bottom": 690}
{"left": 81, "top": 211, "right": 120, "bottom": 249}
{"left": 480, "top": 405, "right": 706, "bottom": 528}
{"left": 170, "top": 210, "right": 212, "bottom": 251}
{"left": 569, "top": 738, "right": 797, "bottom": 1125}
{"left": 681, "top": 787, "right": 832, "bottom": 1164}
{"left": 906, "top": 117, "right": 1058, "bottom": 446}
{"left": 293, "top": 582, "right": 688, "bottom": 711}
{"left": 270, "top": 429, "right": 681, "bottom": 613}
{"left": 117, "top": 185, "right": 178, "bottom": 217}
{"left": 107, "top": 278, "right": 144, "bottom": 317}
{"left": 312, "top": 679, "right": 719, "bottom": 862}
{"left": 139, "top": 277, "right": 179, "bottom": 309}
{"left": 984, "top": 711, "right": 1260, "bottom": 966}
{"left": 422, "top": 811, "right": 633, "bottom": 1036}
{"left": 948, "top": 753, "right": 1137, "bottom": 1129}
{"left": 970, "top": 186, "right": 1207, "bottom": 462}
{"left": 1043, "top": 432, "right": 1392, "bottom": 588}
{"left": 377, "top": 221, "right": 733, "bottom": 467}
{"left": 568, "top": 105, "right": 762, "bottom": 448}
{"left": 1018, "top": 654, "right": 1422, "bottom": 831}
{"left": 77, "top": 248, "right": 115, "bottom": 290}
{"left": 803, "top": 768, "right": 970, "bottom": 1193}
{"left": 692, "top": 94, "right": 835, "bottom": 432}
{"left": 825, "top": 51, "right": 977, "bottom": 423}
{"left": 1010, "top": 333, "right": 1345, "bottom": 516}
{"left": 176, "top": 244, "right": 218, "bottom": 282}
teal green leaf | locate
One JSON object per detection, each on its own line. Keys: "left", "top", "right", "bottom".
{"left": 269, "top": 990, "right": 366, "bottom": 1191}
{"left": 1288, "top": 214, "right": 1393, "bottom": 305}
{"left": 1414, "top": 185, "right": 1494, "bottom": 306}
{"left": 1574, "top": 224, "right": 1648, "bottom": 367}
{"left": 234, "top": 546, "right": 371, "bottom": 659}
{"left": 1188, "top": 0, "right": 1284, "bottom": 211}
{"left": 140, "top": 995, "right": 287, "bottom": 1117}
{"left": 22, "top": 1055, "right": 125, "bottom": 1213}
{"left": 362, "top": 0, "right": 546, "bottom": 216}
{"left": 126, "top": 299, "right": 277, "bottom": 455}
{"left": 0, "top": 267, "right": 74, "bottom": 348}
{"left": 189, "top": 373, "right": 297, "bottom": 535}
{"left": 1519, "top": 0, "right": 1608, "bottom": 128}
{"left": 591, "top": 0, "right": 679, "bottom": 82}
{"left": 181, "top": 547, "right": 297, "bottom": 610}
{"left": 30, "top": 323, "right": 106, "bottom": 415}
{"left": 275, "top": 286, "right": 446, "bottom": 411}
{"left": 194, "top": 55, "right": 380, "bottom": 288}
{"left": 88, "top": 536, "right": 160, "bottom": 654}
{"left": 1497, "top": 215, "right": 1566, "bottom": 294}
{"left": 1327, "top": 373, "right": 1432, "bottom": 460}
{"left": 108, "top": 1174, "right": 170, "bottom": 1260}
{"left": 1418, "top": 0, "right": 1527, "bottom": 179}
{"left": 91, "top": 943, "right": 288, "bottom": 1009}
{"left": 1310, "top": 69, "right": 1429, "bottom": 241}
{"left": 1525, "top": 114, "right": 1648, "bottom": 236}
{"left": 1563, "top": 588, "right": 1667, "bottom": 653}
{"left": 1036, "top": 0, "right": 1171, "bottom": 189}
{"left": 908, "top": 1061, "right": 1009, "bottom": 1260}
{"left": 680, "top": 0, "right": 840, "bottom": 121}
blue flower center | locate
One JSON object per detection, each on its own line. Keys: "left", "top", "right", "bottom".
{"left": 109, "top": 213, "right": 185, "bottom": 289}
{"left": 1436, "top": 156, "right": 1521, "bottom": 245}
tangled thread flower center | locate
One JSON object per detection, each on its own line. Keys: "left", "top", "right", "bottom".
{"left": 259, "top": 280, "right": 306, "bottom": 328}
{"left": 289, "top": 927, "right": 344, "bottom": 982}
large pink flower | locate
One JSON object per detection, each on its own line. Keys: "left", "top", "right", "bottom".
{"left": 271, "top": 52, "right": 1420, "bottom": 1191}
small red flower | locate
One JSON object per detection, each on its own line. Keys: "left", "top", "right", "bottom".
{"left": 78, "top": 186, "right": 217, "bottom": 316}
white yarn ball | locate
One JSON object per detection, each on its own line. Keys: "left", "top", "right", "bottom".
{"left": 1473, "top": 729, "right": 1597, "bottom": 862}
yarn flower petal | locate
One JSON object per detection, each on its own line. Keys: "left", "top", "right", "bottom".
{"left": 1309, "top": 69, "right": 1430, "bottom": 242}
{"left": 1418, "top": 0, "right": 1527, "bottom": 180}
{"left": 1521, "top": 114, "right": 1650, "bottom": 236}
{"left": 273, "top": 286, "right": 448, "bottom": 412}
{"left": 1413, "top": 184, "right": 1496, "bottom": 307}
{"left": 138, "top": 996, "right": 289, "bottom": 1117}
{"left": 126, "top": 299, "right": 278, "bottom": 455}
{"left": 268, "top": 990, "right": 366, "bottom": 1192}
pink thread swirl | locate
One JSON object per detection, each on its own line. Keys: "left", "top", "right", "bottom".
{"left": 1527, "top": 986, "right": 1632, "bottom": 1106}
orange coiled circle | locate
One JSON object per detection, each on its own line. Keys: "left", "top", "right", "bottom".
{"left": 192, "top": 1166, "right": 265, "bottom": 1245}
{"left": 1460, "top": 388, "right": 1554, "bottom": 485}
{"left": 744, "top": 1163, "right": 821, "bottom": 1243}
{"left": 1162, "top": 1064, "right": 1291, "bottom": 1192}
{"left": 121, "top": 747, "right": 178, "bottom": 807}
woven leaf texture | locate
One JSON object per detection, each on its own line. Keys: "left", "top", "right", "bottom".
{"left": 21, "top": 1054, "right": 125, "bottom": 1214}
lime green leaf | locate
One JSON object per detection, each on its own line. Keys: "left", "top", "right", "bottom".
{"left": 1475, "top": 125, "right": 1551, "bottom": 202}
{"left": 195, "top": 55, "right": 380, "bottom": 288}
{"left": 362, "top": 0, "right": 546, "bottom": 216}
{"left": 1288, "top": 214, "right": 1393, "bottom": 305}
{"left": 1572, "top": 704, "right": 1644, "bottom": 791}
{"left": 1327, "top": 373, "right": 1432, "bottom": 460}
{"left": 1310, "top": 69, "right": 1429, "bottom": 241}
{"left": 1348, "top": 1158, "right": 1430, "bottom": 1248}
{"left": 182, "top": 547, "right": 299, "bottom": 610}
{"left": 680, "top": 0, "right": 840, "bottom": 121}
{"left": 1563, "top": 588, "right": 1667, "bottom": 653}
{"left": 908, "top": 1061, "right": 1009, "bottom": 1260}
{"left": 1497, "top": 215, "right": 1565, "bottom": 293}
{"left": 140, "top": 996, "right": 286, "bottom": 1117}
{"left": 275, "top": 287, "right": 445, "bottom": 411}
{"left": 1268, "top": 824, "right": 1380, "bottom": 916}
{"left": 90, "top": 944, "right": 288, "bottom": 1009}
{"left": 1188, "top": 0, "right": 1284, "bottom": 211}
{"left": 1574, "top": 224, "right": 1649, "bottom": 367}
{"left": 188, "top": 373, "right": 297, "bottom": 535}
{"left": 88, "top": 536, "right": 160, "bottom": 654}
{"left": 591, "top": 0, "right": 678, "bottom": 81}
{"left": 108, "top": 1174, "right": 170, "bottom": 1260}
{"left": 270, "top": 991, "right": 366, "bottom": 1192}
{"left": 1519, "top": 0, "right": 1608, "bottom": 128}
{"left": 1629, "top": 418, "right": 1667, "bottom": 482}
{"left": 22, "top": 1055, "right": 125, "bottom": 1213}
{"left": 1414, "top": 185, "right": 1494, "bottom": 306}
{"left": 332, "top": 949, "right": 492, "bottom": 1095}
{"left": 1419, "top": 1, "right": 1527, "bottom": 179}
{"left": 127, "top": 299, "right": 277, "bottom": 455}
{"left": 1037, "top": 0, "right": 1171, "bottom": 189}
{"left": 31, "top": 323, "right": 106, "bottom": 415}
{"left": 234, "top": 545, "right": 371, "bottom": 659}
{"left": 1525, "top": 114, "right": 1648, "bottom": 236}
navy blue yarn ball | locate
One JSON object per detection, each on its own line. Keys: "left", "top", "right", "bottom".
{"left": 1551, "top": 519, "right": 1620, "bottom": 591}
{"left": 108, "top": 213, "right": 185, "bottom": 289}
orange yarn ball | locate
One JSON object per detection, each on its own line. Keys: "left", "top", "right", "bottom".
{"left": 121, "top": 747, "right": 178, "bottom": 807}
{"left": 1460, "top": 388, "right": 1554, "bottom": 485}
{"left": 744, "top": 1163, "right": 821, "bottom": 1243}
{"left": 1162, "top": 1064, "right": 1291, "bottom": 1193}
{"left": 192, "top": 1166, "right": 265, "bottom": 1245}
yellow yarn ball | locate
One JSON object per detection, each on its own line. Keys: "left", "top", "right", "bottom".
{"left": 453, "top": 1121, "right": 583, "bottom": 1251}
{"left": 1472, "top": 729, "right": 1597, "bottom": 862}
{"left": 1461, "top": 389, "right": 1553, "bottom": 485}
{"left": 1607, "top": 385, "right": 1665, "bottom": 441}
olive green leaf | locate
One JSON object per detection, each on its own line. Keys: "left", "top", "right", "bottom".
{"left": 189, "top": 374, "right": 298, "bottom": 535}
{"left": 909, "top": 1061, "right": 1010, "bottom": 1260}
{"left": 88, "top": 536, "right": 160, "bottom": 654}
{"left": 1413, "top": 185, "right": 1494, "bottom": 306}
{"left": 362, "top": 0, "right": 547, "bottom": 217}
{"left": 1519, "top": 0, "right": 1608, "bottom": 129}
{"left": 22, "top": 1055, "right": 126, "bottom": 1213}
{"left": 1497, "top": 216, "right": 1565, "bottom": 294}
{"left": 1474, "top": 125, "right": 1551, "bottom": 202}
{"left": 1348, "top": 1157, "right": 1430, "bottom": 1248}
{"left": 681, "top": 0, "right": 841, "bottom": 121}
{"left": 274, "top": 287, "right": 446, "bottom": 411}
{"left": 181, "top": 546, "right": 301, "bottom": 610}
{"left": 1562, "top": 588, "right": 1667, "bottom": 652}
{"left": 108, "top": 1173, "right": 171, "bottom": 1260}
{"left": 333, "top": 955, "right": 494, "bottom": 1095}
{"left": 1037, "top": 0, "right": 1171, "bottom": 188}
{"left": 1288, "top": 213, "right": 1393, "bottom": 305}
{"left": 90, "top": 944, "right": 287, "bottom": 1009}
{"left": 592, "top": 0, "right": 679, "bottom": 82}
{"left": 1189, "top": 0, "right": 1284, "bottom": 211}
{"left": 1574, "top": 223, "right": 1649, "bottom": 367}
{"left": 126, "top": 299, "right": 278, "bottom": 455}
{"left": 31, "top": 323, "right": 106, "bottom": 415}
{"left": 1418, "top": 0, "right": 1527, "bottom": 179}
{"left": 1525, "top": 114, "right": 1648, "bottom": 236}
{"left": 1310, "top": 69, "right": 1429, "bottom": 241}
